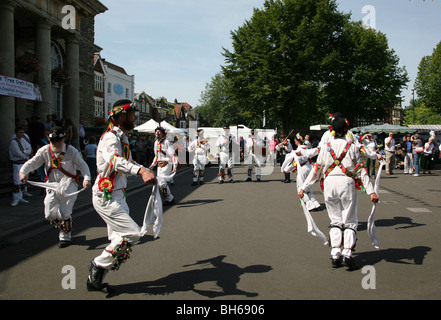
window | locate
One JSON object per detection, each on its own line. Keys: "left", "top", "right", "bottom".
{"left": 107, "top": 82, "right": 111, "bottom": 94}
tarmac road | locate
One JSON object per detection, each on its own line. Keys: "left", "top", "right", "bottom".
{"left": 0, "top": 164, "right": 440, "bottom": 303}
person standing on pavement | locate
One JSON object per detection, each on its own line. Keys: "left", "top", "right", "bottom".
{"left": 9, "top": 127, "right": 33, "bottom": 207}
{"left": 149, "top": 126, "right": 177, "bottom": 205}
{"left": 298, "top": 117, "right": 379, "bottom": 270}
{"left": 19, "top": 126, "right": 91, "bottom": 248}
{"left": 87, "top": 99, "right": 157, "bottom": 293}
{"left": 411, "top": 134, "right": 423, "bottom": 177}
{"left": 422, "top": 138, "right": 435, "bottom": 174}
{"left": 402, "top": 134, "right": 413, "bottom": 174}
{"left": 188, "top": 129, "right": 210, "bottom": 185}
{"left": 361, "top": 134, "right": 378, "bottom": 178}
{"left": 384, "top": 132, "right": 396, "bottom": 175}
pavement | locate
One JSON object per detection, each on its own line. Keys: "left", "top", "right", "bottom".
{"left": 0, "top": 167, "right": 193, "bottom": 243}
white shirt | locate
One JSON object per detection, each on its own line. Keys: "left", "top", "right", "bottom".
{"left": 385, "top": 137, "right": 395, "bottom": 152}
{"left": 93, "top": 127, "right": 141, "bottom": 195}
{"left": 216, "top": 134, "right": 237, "bottom": 154}
{"left": 188, "top": 136, "right": 210, "bottom": 155}
{"left": 9, "top": 136, "right": 32, "bottom": 162}
{"left": 20, "top": 143, "right": 90, "bottom": 183}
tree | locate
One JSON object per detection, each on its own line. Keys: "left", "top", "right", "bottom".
{"left": 403, "top": 98, "right": 441, "bottom": 125}
{"left": 414, "top": 41, "right": 441, "bottom": 113}
{"left": 197, "top": 72, "right": 247, "bottom": 127}
{"left": 222, "top": 0, "right": 408, "bottom": 131}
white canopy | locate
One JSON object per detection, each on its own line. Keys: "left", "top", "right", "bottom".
{"left": 160, "top": 120, "right": 185, "bottom": 134}
{"left": 134, "top": 119, "right": 159, "bottom": 133}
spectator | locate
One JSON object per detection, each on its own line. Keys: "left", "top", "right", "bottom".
{"left": 411, "top": 134, "right": 423, "bottom": 177}
{"left": 135, "top": 135, "right": 146, "bottom": 166}
{"left": 362, "top": 133, "right": 378, "bottom": 178}
{"left": 384, "top": 132, "right": 396, "bottom": 175}
{"left": 64, "top": 118, "right": 80, "bottom": 150}
{"left": 79, "top": 119, "right": 86, "bottom": 152}
{"left": 84, "top": 136, "right": 98, "bottom": 183}
{"left": 44, "top": 114, "right": 54, "bottom": 129}
{"left": 422, "top": 138, "right": 435, "bottom": 174}
{"left": 28, "top": 116, "right": 46, "bottom": 153}
{"left": 402, "top": 134, "right": 413, "bottom": 174}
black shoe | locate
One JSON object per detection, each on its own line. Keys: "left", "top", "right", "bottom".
{"left": 229, "top": 180, "right": 234, "bottom": 183}
{"left": 191, "top": 182, "right": 197, "bottom": 186}
{"left": 58, "top": 240, "right": 71, "bottom": 248}
{"left": 331, "top": 257, "right": 342, "bottom": 268}
{"left": 219, "top": 180, "right": 224, "bottom": 184}
{"left": 256, "top": 178, "right": 261, "bottom": 182}
{"left": 87, "top": 260, "right": 109, "bottom": 292}
{"left": 199, "top": 181, "right": 204, "bottom": 185}
{"left": 284, "top": 179, "right": 291, "bottom": 183}
{"left": 164, "top": 199, "right": 175, "bottom": 206}
{"left": 246, "top": 178, "right": 252, "bottom": 182}
{"left": 343, "top": 257, "right": 359, "bottom": 271}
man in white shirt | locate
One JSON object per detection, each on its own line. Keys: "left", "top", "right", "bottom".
{"left": 215, "top": 125, "right": 237, "bottom": 183}
{"left": 19, "top": 126, "right": 91, "bottom": 247}
{"left": 9, "top": 127, "right": 33, "bottom": 206}
{"left": 149, "top": 126, "right": 177, "bottom": 204}
{"left": 188, "top": 129, "right": 210, "bottom": 185}
{"left": 88, "top": 99, "right": 156, "bottom": 293}
{"left": 246, "top": 129, "right": 264, "bottom": 182}
{"left": 384, "top": 132, "right": 396, "bottom": 175}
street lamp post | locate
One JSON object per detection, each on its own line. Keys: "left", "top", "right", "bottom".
{"left": 411, "top": 88, "right": 415, "bottom": 124}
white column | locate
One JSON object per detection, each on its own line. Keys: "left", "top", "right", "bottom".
{"left": 64, "top": 35, "right": 80, "bottom": 136}
{"left": 35, "top": 21, "right": 52, "bottom": 121}
{"left": 0, "top": 2, "right": 16, "bottom": 165}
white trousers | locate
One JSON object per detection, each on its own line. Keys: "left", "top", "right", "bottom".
{"left": 404, "top": 152, "right": 413, "bottom": 174}
{"left": 44, "top": 181, "right": 78, "bottom": 241}
{"left": 192, "top": 154, "right": 207, "bottom": 182}
{"left": 247, "top": 153, "right": 262, "bottom": 179}
{"left": 324, "top": 175, "right": 358, "bottom": 259}
{"left": 92, "top": 190, "right": 141, "bottom": 269}
{"left": 219, "top": 152, "right": 234, "bottom": 180}
{"left": 12, "top": 163, "right": 24, "bottom": 202}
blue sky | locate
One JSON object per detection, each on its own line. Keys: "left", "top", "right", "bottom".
{"left": 95, "top": 0, "right": 441, "bottom": 110}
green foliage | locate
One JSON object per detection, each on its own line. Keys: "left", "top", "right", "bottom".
{"left": 219, "top": 0, "right": 408, "bottom": 131}
{"left": 403, "top": 99, "right": 441, "bottom": 125}
{"left": 415, "top": 41, "right": 441, "bottom": 113}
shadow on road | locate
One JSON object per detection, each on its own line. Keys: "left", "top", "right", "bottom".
{"left": 106, "top": 255, "right": 272, "bottom": 299}
{"left": 355, "top": 246, "right": 431, "bottom": 266}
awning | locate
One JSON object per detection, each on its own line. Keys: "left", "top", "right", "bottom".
{"left": 407, "top": 125, "right": 441, "bottom": 132}
{"left": 350, "top": 123, "right": 416, "bottom": 134}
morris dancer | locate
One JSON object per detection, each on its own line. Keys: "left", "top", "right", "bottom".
{"left": 19, "top": 126, "right": 91, "bottom": 248}
{"left": 87, "top": 100, "right": 157, "bottom": 292}
{"left": 188, "top": 129, "right": 210, "bottom": 185}
{"left": 216, "top": 125, "right": 237, "bottom": 183}
{"left": 246, "top": 129, "right": 263, "bottom": 182}
{"left": 298, "top": 117, "right": 379, "bottom": 270}
{"left": 149, "top": 126, "right": 177, "bottom": 205}
{"left": 282, "top": 134, "right": 321, "bottom": 211}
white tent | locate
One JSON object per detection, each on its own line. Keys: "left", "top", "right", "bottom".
{"left": 160, "top": 120, "right": 185, "bottom": 134}
{"left": 134, "top": 119, "right": 159, "bottom": 133}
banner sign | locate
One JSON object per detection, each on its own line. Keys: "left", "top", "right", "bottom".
{"left": 0, "top": 74, "right": 42, "bottom": 101}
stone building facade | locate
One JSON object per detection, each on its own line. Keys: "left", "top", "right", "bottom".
{"left": 0, "top": 0, "right": 107, "bottom": 165}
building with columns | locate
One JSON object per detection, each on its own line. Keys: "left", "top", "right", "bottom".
{"left": 0, "top": 0, "right": 107, "bottom": 165}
